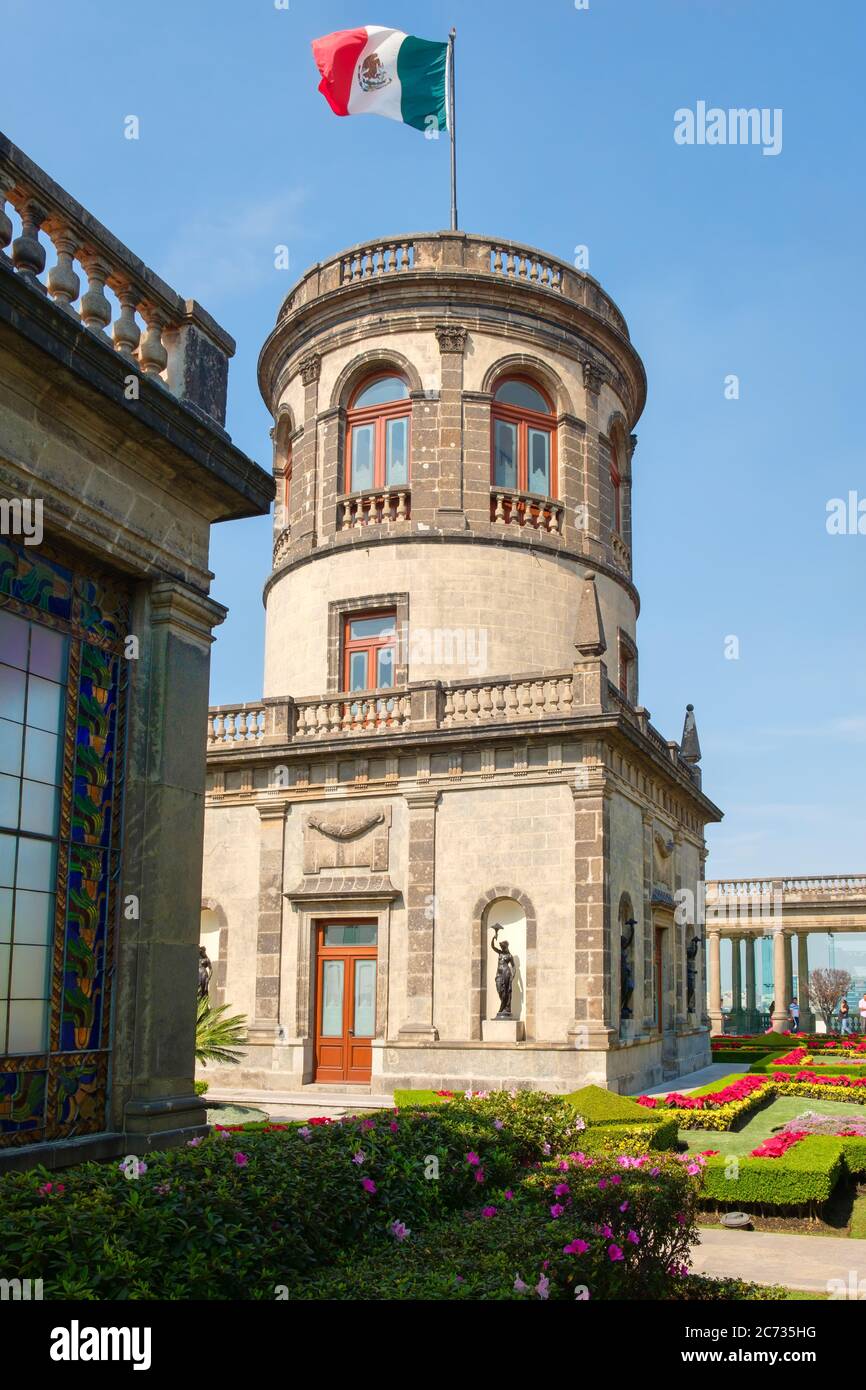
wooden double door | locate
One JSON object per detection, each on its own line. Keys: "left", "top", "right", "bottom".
{"left": 314, "top": 920, "right": 378, "bottom": 1084}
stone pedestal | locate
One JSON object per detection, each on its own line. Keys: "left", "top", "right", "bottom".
{"left": 482, "top": 1018, "right": 526, "bottom": 1042}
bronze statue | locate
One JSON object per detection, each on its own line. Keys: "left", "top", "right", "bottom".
{"left": 490, "top": 924, "right": 515, "bottom": 1019}
{"left": 198, "top": 946, "right": 213, "bottom": 1000}
{"left": 620, "top": 920, "right": 636, "bottom": 1020}
{"left": 686, "top": 934, "right": 700, "bottom": 1014}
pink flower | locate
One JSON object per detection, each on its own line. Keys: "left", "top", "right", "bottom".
{"left": 352, "top": 1150, "right": 366, "bottom": 1164}
{"left": 536, "top": 1275, "right": 550, "bottom": 1300}
{"left": 601, "top": 1223, "right": 613, "bottom": 1238}
{"left": 233, "top": 1152, "right": 248, "bottom": 1167}
{"left": 389, "top": 1121, "right": 399, "bottom": 1133}
{"left": 155, "top": 1182, "right": 171, "bottom": 1195}
{"left": 297, "top": 1126, "right": 312, "bottom": 1140}
{"left": 475, "top": 1168, "right": 485, "bottom": 1183}
{"left": 597, "top": 1178, "right": 608, "bottom": 1190}
{"left": 554, "top": 1182, "right": 570, "bottom": 1197}
{"left": 493, "top": 1118, "right": 504, "bottom": 1131}
{"left": 619, "top": 1201, "right": 629, "bottom": 1213}
{"left": 504, "top": 1189, "right": 514, "bottom": 1201}
{"left": 686, "top": 1163, "right": 700, "bottom": 1176}
{"left": 609, "top": 1174, "right": 622, "bottom": 1186}
{"left": 186, "top": 1137, "right": 203, "bottom": 1148}
{"left": 563, "top": 1238, "right": 590, "bottom": 1255}
{"left": 482, "top": 1206, "right": 497, "bottom": 1219}
{"left": 550, "top": 1203, "right": 565, "bottom": 1219}
{"left": 514, "top": 1275, "right": 528, "bottom": 1293}
{"left": 542, "top": 1143, "right": 552, "bottom": 1156}
{"left": 389, "top": 1220, "right": 410, "bottom": 1240}
{"left": 362, "top": 1177, "right": 377, "bottom": 1194}
{"left": 466, "top": 1151, "right": 480, "bottom": 1166}
{"left": 37, "top": 1182, "right": 53, "bottom": 1196}
{"left": 608, "top": 1244, "right": 624, "bottom": 1261}
{"left": 627, "top": 1230, "right": 640, "bottom": 1245}
{"left": 360, "top": 1119, "right": 375, "bottom": 1131}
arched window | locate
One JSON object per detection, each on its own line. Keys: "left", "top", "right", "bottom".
{"left": 346, "top": 374, "right": 411, "bottom": 493}
{"left": 283, "top": 442, "right": 292, "bottom": 520}
{"left": 491, "top": 377, "right": 556, "bottom": 496}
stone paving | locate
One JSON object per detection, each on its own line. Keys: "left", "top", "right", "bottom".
{"left": 691, "top": 1227, "right": 866, "bottom": 1295}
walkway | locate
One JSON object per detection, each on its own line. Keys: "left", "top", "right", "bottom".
{"left": 641, "top": 1062, "right": 749, "bottom": 1097}
{"left": 691, "top": 1227, "right": 866, "bottom": 1296}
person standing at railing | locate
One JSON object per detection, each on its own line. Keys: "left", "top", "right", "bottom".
{"left": 789, "top": 997, "right": 800, "bottom": 1032}
{"left": 840, "top": 997, "right": 852, "bottom": 1035}
{"left": 859, "top": 993, "right": 866, "bottom": 1035}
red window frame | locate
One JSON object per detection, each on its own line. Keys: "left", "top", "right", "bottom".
{"left": 610, "top": 443, "right": 622, "bottom": 535}
{"left": 346, "top": 375, "right": 411, "bottom": 493}
{"left": 490, "top": 376, "right": 558, "bottom": 496}
{"left": 342, "top": 609, "right": 398, "bottom": 693}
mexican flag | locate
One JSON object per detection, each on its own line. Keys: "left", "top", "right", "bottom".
{"left": 311, "top": 26, "right": 449, "bottom": 133}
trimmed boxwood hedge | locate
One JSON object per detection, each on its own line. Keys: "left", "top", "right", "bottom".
{"left": 750, "top": 1061, "right": 866, "bottom": 1078}
{"left": 702, "top": 1136, "right": 846, "bottom": 1206}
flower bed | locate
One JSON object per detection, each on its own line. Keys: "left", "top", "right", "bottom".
{"left": 636, "top": 1076, "right": 773, "bottom": 1131}
{"left": 0, "top": 1087, "right": 764, "bottom": 1303}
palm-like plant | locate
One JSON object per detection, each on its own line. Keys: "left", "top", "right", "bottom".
{"left": 195, "top": 997, "right": 248, "bottom": 1067}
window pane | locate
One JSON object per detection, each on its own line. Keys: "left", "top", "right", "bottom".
{"left": 385, "top": 417, "right": 409, "bottom": 485}
{"left": 23, "top": 727, "right": 62, "bottom": 785}
{"left": 0, "top": 665, "right": 27, "bottom": 723}
{"left": 16, "top": 838, "right": 56, "bottom": 892}
{"left": 0, "top": 718, "right": 23, "bottom": 777}
{"left": 28, "top": 627, "right": 67, "bottom": 683}
{"left": 528, "top": 429, "right": 551, "bottom": 494}
{"left": 19, "top": 781, "right": 60, "bottom": 837}
{"left": 376, "top": 645, "right": 395, "bottom": 689}
{"left": 0, "top": 774, "right": 20, "bottom": 830}
{"left": 0, "top": 834, "right": 15, "bottom": 887}
{"left": 7, "top": 998, "right": 48, "bottom": 1053}
{"left": 350, "top": 615, "right": 396, "bottom": 640}
{"left": 351, "top": 424, "right": 375, "bottom": 490}
{"left": 0, "top": 612, "right": 29, "bottom": 670}
{"left": 13, "top": 890, "right": 54, "bottom": 946}
{"left": 321, "top": 960, "right": 344, "bottom": 1036}
{"left": 0, "top": 887, "right": 11, "bottom": 943}
{"left": 26, "top": 675, "right": 64, "bottom": 733}
{"left": 324, "top": 924, "right": 378, "bottom": 946}
{"left": 10, "top": 944, "right": 50, "bottom": 998}
{"left": 353, "top": 959, "right": 377, "bottom": 1037}
{"left": 354, "top": 376, "right": 409, "bottom": 408}
{"left": 0, "top": 944, "right": 8, "bottom": 997}
{"left": 348, "top": 651, "right": 368, "bottom": 692}
{"left": 493, "top": 420, "right": 518, "bottom": 488}
{"left": 495, "top": 380, "right": 551, "bottom": 413}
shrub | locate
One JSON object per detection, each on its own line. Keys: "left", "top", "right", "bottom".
{"left": 701, "top": 1137, "right": 845, "bottom": 1207}
{"left": 566, "top": 1085, "right": 661, "bottom": 1125}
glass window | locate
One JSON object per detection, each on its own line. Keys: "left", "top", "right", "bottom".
{"left": 0, "top": 612, "right": 29, "bottom": 670}
{"left": 343, "top": 609, "right": 398, "bottom": 695}
{"left": 528, "top": 429, "right": 551, "bottom": 494}
{"left": 351, "top": 423, "right": 375, "bottom": 491}
{"left": 495, "top": 379, "right": 552, "bottom": 414}
{"left": 346, "top": 374, "right": 411, "bottom": 492}
{"left": 491, "top": 378, "right": 556, "bottom": 502}
{"left": 321, "top": 960, "right": 345, "bottom": 1035}
{"left": 353, "top": 959, "right": 377, "bottom": 1037}
{"left": 324, "top": 924, "right": 378, "bottom": 946}
{"left": 353, "top": 376, "right": 409, "bottom": 409}
{"left": 0, "top": 666, "right": 26, "bottom": 722}
{"left": 386, "top": 417, "right": 409, "bottom": 485}
{"left": 494, "top": 420, "right": 518, "bottom": 488}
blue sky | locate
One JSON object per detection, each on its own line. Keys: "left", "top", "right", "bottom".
{"left": 3, "top": 0, "right": 864, "bottom": 911}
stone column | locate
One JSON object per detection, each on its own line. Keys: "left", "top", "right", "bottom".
{"left": 771, "top": 929, "right": 788, "bottom": 1031}
{"left": 797, "top": 934, "right": 813, "bottom": 1030}
{"left": 784, "top": 934, "right": 794, "bottom": 1020}
{"left": 398, "top": 789, "right": 440, "bottom": 1040}
{"left": 745, "top": 934, "right": 756, "bottom": 1021}
{"left": 247, "top": 803, "right": 287, "bottom": 1041}
{"left": 578, "top": 361, "right": 608, "bottom": 564}
{"left": 641, "top": 811, "right": 654, "bottom": 1032}
{"left": 567, "top": 784, "right": 614, "bottom": 1048}
{"left": 731, "top": 936, "right": 742, "bottom": 1018}
{"left": 432, "top": 323, "right": 468, "bottom": 529}
{"left": 673, "top": 831, "right": 686, "bottom": 1026}
{"left": 293, "top": 351, "right": 321, "bottom": 555}
{"left": 114, "top": 580, "right": 226, "bottom": 1142}
{"left": 707, "top": 929, "right": 722, "bottom": 1034}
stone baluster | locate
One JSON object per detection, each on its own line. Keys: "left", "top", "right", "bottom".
{"left": 113, "top": 282, "right": 141, "bottom": 359}
{"left": 341, "top": 500, "right": 353, "bottom": 531}
{"left": 505, "top": 683, "right": 519, "bottom": 717}
{"left": 11, "top": 198, "right": 47, "bottom": 285}
{"left": 493, "top": 493, "right": 505, "bottom": 524}
{"left": 0, "top": 172, "right": 14, "bottom": 258}
{"left": 453, "top": 690, "right": 467, "bottom": 722}
{"left": 45, "top": 225, "right": 80, "bottom": 312}
{"left": 493, "top": 247, "right": 503, "bottom": 273}
{"left": 79, "top": 253, "right": 113, "bottom": 333}
{"left": 478, "top": 685, "right": 493, "bottom": 718}
{"left": 492, "top": 685, "right": 506, "bottom": 718}
{"left": 442, "top": 690, "right": 455, "bottom": 725}
{"left": 466, "top": 687, "right": 480, "bottom": 720}
{"left": 396, "top": 491, "right": 408, "bottom": 521}
{"left": 139, "top": 304, "right": 169, "bottom": 376}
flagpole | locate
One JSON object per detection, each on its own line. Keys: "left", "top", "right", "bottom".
{"left": 448, "top": 26, "right": 458, "bottom": 231}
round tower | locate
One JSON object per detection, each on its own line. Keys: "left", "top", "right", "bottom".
{"left": 258, "top": 233, "right": 646, "bottom": 705}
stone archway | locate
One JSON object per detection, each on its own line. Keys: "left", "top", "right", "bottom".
{"left": 470, "top": 886, "right": 538, "bottom": 1040}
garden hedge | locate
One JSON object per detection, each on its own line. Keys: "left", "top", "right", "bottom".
{"left": 701, "top": 1136, "right": 847, "bottom": 1207}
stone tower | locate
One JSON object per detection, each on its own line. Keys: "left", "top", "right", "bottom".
{"left": 203, "top": 232, "right": 722, "bottom": 1096}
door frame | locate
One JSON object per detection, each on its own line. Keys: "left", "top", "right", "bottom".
{"left": 313, "top": 917, "right": 379, "bottom": 1084}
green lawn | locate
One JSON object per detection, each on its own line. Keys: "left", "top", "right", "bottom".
{"left": 680, "top": 1096, "right": 866, "bottom": 1157}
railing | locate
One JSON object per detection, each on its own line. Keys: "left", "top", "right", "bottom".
{"left": 208, "top": 704, "right": 266, "bottom": 746}
{"left": 276, "top": 234, "right": 631, "bottom": 341}
{"left": 294, "top": 692, "right": 412, "bottom": 738}
{"left": 340, "top": 240, "right": 415, "bottom": 282}
{"left": 340, "top": 489, "right": 411, "bottom": 528}
{"left": 707, "top": 876, "right": 866, "bottom": 898}
{"left": 442, "top": 676, "right": 574, "bottom": 725}
{"left": 610, "top": 531, "right": 631, "bottom": 573}
{"left": 0, "top": 132, "right": 235, "bottom": 425}
{"left": 488, "top": 244, "right": 563, "bottom": 291}
{"left": 490, "top": 491, "right": 563, "bottom": 534}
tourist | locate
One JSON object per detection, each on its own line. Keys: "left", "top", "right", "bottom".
{"left": 840, "top": 997, "right": 852, "bottom": 1035}
{"left": 789, "top": 997, "right": 800, "bottom": 1031}
{"left": 859, "top": 992, "right": 866, "bottom": 1035}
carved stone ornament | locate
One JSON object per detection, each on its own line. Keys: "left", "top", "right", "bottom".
{"left": 298, "top": 351, "right": 322, "bottom": 386}
{"left": 435, "top": 324, "right": 468, "bottom": 355}
{"left": 307, "top": 811, "right": 385, "bottom": 841}
{"left": 303, "top": 806, "right": 392, "bottom": 875}
{"left": 582, "top": 360, "right": 605, "bottom": 395}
